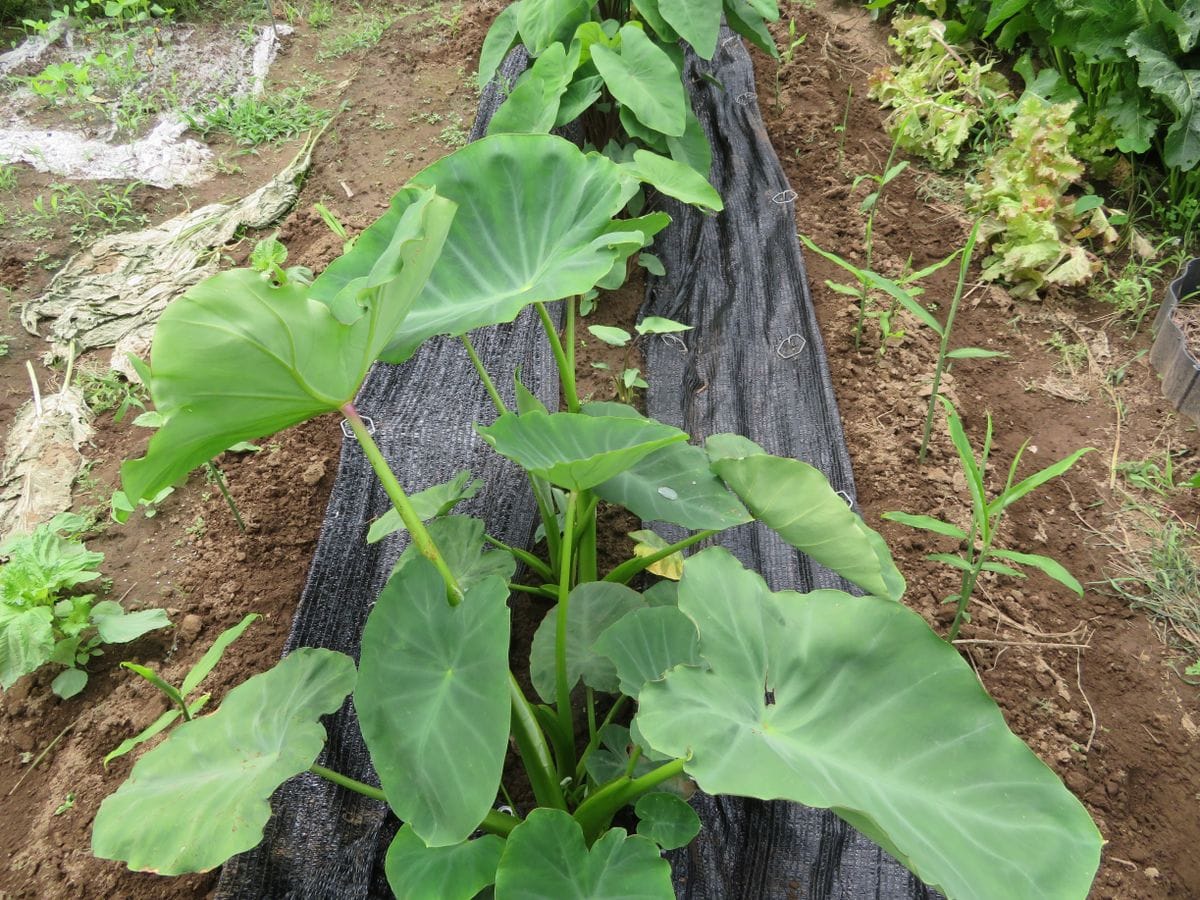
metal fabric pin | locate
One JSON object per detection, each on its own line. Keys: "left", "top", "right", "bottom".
{"left": 735, "top": 92, "right": 756, "bottom": 106}
{"left": 661, "top": 333, "right": 688, "bottom": 353}
{"left": 772, "top": 189, "right": 798, "bottom": 204}
{"left": 836, "top": 490, "right": 854, "bottom": 507}
{"left": 776, "top": 334, "right": 807, "bottom": 358}
{"left": 341, "top": 415, "right": 377, "bottom": 439}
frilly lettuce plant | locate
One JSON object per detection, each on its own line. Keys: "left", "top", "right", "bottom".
{"left": 967, "top": 94, "right": 1116, "bottom": 298}
{"left": 90, "top": 132, "right": 1100, "bottom": 898}
{"left": 868, "top": 15, "right": 1009, "bottom": 170}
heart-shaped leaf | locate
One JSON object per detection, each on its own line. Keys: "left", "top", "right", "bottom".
{"left": 478, "top": 2, "right": 521, "bottom": 87}
{"left": 91, "top": 648, "right": 357, "bottom": 874}
{"left": 312, "top": 135, "right": 661, "bottom": 364}
{"left": 593, "top": 442, "right": 751, "bottom": 531}
{"left": 356, "top": 557, "right": 511, "bottom": 847}
{"left": 591, "top": 26, "right": 687, "bottom": 137}
{"left": 477, "top": 411, "right": 688, "bottom": 491}
{"left": 121, "top": 189, "right": 454, "bottom": 506}
{"left": 592, "top": 605, "right": 701, "bottom": 697}
{"left": 628, "top": 149, "right": 724, "bottom": 212}
{"left": 708, "top": 438, "right": 905, "bottom": 600}
{"left": 517, "top": 0, "right": 591, "bottom": 55}
{"left": 384, "top": 825, "right": 505, "bottom": 900}
{"left": 528, "top": 582, "right": 644, "bottom": 701}
{"left": 493, "top": 808, "right": 673, "bottom": 899}
{"left": 658, "top": 0, "right": 722, "bottom": 58}
{"left": 394, "top": 516, "right": 515, "bottom": 591}
{"left": 489, "top": 43, "right": 577, "bottom": 135}
{"left": 367, "top": 471, "right": 483, "bottom": 544}
{"left": 579, "top": 403, "right": 751, "bottom": 530}
{"left": 634, "top": 792, "right": 700, "bottom": 850}
{"left": 635, "top": 548, "right": 1102, "bottom": 900}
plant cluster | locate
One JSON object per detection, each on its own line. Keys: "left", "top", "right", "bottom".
{"left": 0, "top": 513, "right": 170, "bottom": 699}
{"left": 30, "top": 181, "right": 146, "bottom": 244}
{"left": 870, "top": 0, "right": 1200, "bottom": 249}
{"left": 868, "top": 15, "right": 1009, "bottom": 169}
{"left": 967, "top": 94, "right": 1117, "bottom": 297}
{"left": 88, "top": 128, "right": 1100, "bottom": 900}
{"left": 84, "top": 2, "right": 1102, "bottom": 894}
{"left": 183, "top": 87, "right": 331, "bottom": 146}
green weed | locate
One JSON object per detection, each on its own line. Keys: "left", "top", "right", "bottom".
{"left": 318, "top": 11, "right": 391, "bottom": 59}
{"left": 184, "top": 88, "right": 330, "bottom": 146}
{"left": 31, "top": 182, "right": 145, "bottom": 244}
{"left": 76, "top": 367, "right": 148, "bottom": 421}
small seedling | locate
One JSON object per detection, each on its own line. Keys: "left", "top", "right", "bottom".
{"left": 54, "top": 792, "right": 76, "bottom": 815}
{"left": 313, "top": 202, "right": 354, "bottom": 254}
{"left": 104, "top": 613, "right": 260, "bottom": 766}
{"left": 773, "top": 19, "right": 807, "bottom": 106}
{"left": 586, "top": 316, "right": 690, "bottom": 401}
{"left": 885, "top": 398, "right": 1092, "bottom": 640}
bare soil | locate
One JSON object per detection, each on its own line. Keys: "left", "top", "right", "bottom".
{"left": 0, "top": 0, "right": 1197, "bottom": 897}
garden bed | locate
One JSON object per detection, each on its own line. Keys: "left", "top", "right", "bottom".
{"left": 0, "top": 0, "right": 1197, "bottom": 897}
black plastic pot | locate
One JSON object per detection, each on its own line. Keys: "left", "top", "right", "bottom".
{"left": 1151, "top": 257, "right": 1200, "bottom": 424}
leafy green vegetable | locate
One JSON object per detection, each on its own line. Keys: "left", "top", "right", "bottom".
{"left": 0, "top": 516, "right": 169, "bottom": 697}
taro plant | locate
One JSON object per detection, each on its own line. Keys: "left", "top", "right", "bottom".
{"left": 478, "top": 0, "right": 782, "bottom": 193}
{"left": 88, "top": 132, "right": 1102, "bottom": 898}
{"left": 586, "top": 315, "right": 691, "bottom": 402}
{"left": 0, "top": 512, "right": 170, "bottom": 698}
{"left": 885, "top": 397, "right": 1092, "bottom": 641}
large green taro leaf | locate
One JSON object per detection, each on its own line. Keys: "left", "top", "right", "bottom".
{"left": 91, "top": 648, "right": 356, "bottom": 874}
{"left": 578, "top": 405, "right": 749, "bottom": 529}
{"left": 517, "top": 0, "right": 591, "bottom": 55}
{"left": 528, "top": 582, "right": 644, "bottom": 701}
{"left": 477, "top": 2, "right": 520, "bottom": 87}
{"left": 493, "top": 808, "right": 673, "bottom": 899}
{"left": 723, "top": 0, "right": 779, "bottom": 59}
{"left": 477, "top": 411, "right": 688, "bottom": 491}
{"left": 708, "top": 437, "right": 905, "bottom": 601}
{"left": 635, "top": 548, "right": 1102, "bottom": 900}
{"left": 385, "top": 825, "right": 505, "bottom": 900}
{"left": 488, "top": 43, "right": 576, "bottom": 135}
{"left": 312, "top": 134, "right": 658, "bottom": 364}
{"left": 591, "top": 26, "right": 687, "bottom": 137}
{"left": 121, "top": 189, "right": 454, "bottom": 506}
{"left": 356, "top": 557, "right": 511, "bottom": 847}
{"left": 658, "top": 0, "right": 722, "bottom": 59}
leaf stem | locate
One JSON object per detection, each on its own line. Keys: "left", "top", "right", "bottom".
{"left": 509, "top": 673, "right": 566, "bottom": 810}
{"left": 574, "top": 695, "right": 628, "bottom": 783}
{"left": 342, "top": 403, "right": 463, "bottom": 605}
{"left": 309, "top": 764, "right": 385, "bottom": 802}
{"left": 478, "top": 807, "right": 521, "bottom": 838}
{"left": 536, "top": 302, "right": 579, "bottom": 413}
{"left": 461, "top": 334, "right": 507, "bottom": 416}
{"left": 507, "top": 582, "right": 558, "bottom": 600}
{"left": 919, "top": 221, "right": 979, "bottom": 462}
{"left": 486, "top": 534, "right": 553, "bottom": 581}
{"left": 572, "top": 757, "right": 687, "bottom": 841}
{"left": 603, "top": 529, "right": 718, "bottom": 584}
{"left": 555, "top": 492, "right": 579, "bottom": 774}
